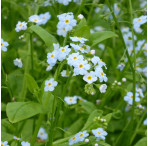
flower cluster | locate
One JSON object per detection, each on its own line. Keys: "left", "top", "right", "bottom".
{"left": 57, "top": 12, "right": 77, "bottom": 37}
{"left": 64, "top": 96, "right": 86, "bottom": 105}
{"left": 69, "top": 130, "right": 89, "bottom": 145}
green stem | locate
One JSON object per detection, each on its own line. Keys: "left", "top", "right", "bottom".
{"left": 130, "top": 111, "right": 146, "bottom": 145}
{"left": 31, "top": 114, "right": 44, "bottom": 146}
{"left": 106, "top": 0, "right": 134, "bottom": 72}
{"left": 30, "top": 33, "right": 34, "bottom": 71}
{"left": 76, "top": 0, "right": 86, "bottom": 16}
{"left": 129, "top": 0, "right": 136, "bottom": 128}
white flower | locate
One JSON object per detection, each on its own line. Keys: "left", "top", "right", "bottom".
{"left": 53, "top": 43, "right": 60, "bottom": 50}
{"left": 46, "top": 64, "right": 53, "bottom": 71}
{"left": 1, "top": 141, "right": 9, "bottom": 146}
{"left": 92, "top": 128, "right": 108, "bottom": 140}
{"left": 76, "top": 131, "right": 89, "bottom": 142}
{"left": 136, "top": 88, "right": 144, "bottom": 98}
{"left": 43, "top": 0, "right": 52, "bottom": 6}
{"left": 99, "top": 84, "right": 107, "bottom": 93}
{"left": 70, "top": 36, "right": 88, "bottom": 44}
{"left": 61, "top": 70, "right": 70, "bottom": 77}
{"left": 135, "top": 40, "right": 145, "bottom": 51}
{"left": 91, "top": 50, "right": 95, "bottom": 55}
{"left": 143, "top": 118, "right": 147, "bottom": 125}
{"left": 67, "top": 52, "right": 84, "bottom": 66}
{"left": 74, "top": 60, "right": 90, "bottom": 75}
{"left": 13, "top": 58, "right": 23, "bottom": 68}
{"left": 95, "top": 68, "right": 108, "bottom": 82}
{"left": 124, "top": 92, "right": 140, "bottom": 105}
{"left": 83, "top": 71, "right": 97, "bottom": 84}
{"left": 121, "top": 27, "right": 129, "bottom": 33}
{"left": 21, "top": 141, "right": 30, "bottom": 146}
{"left": 37, "top": 127, "right": 48, "bottom": 140}
{"left": 117, "top": 63, "right": 125, "bottom": 71}
{"left": 38, "top": 12, "right": 51, "bottom": 25}
{"left": 118, "top": 82, "right": 121, "bottom": 85}
{"left": 94, "top": 26, "right": 104, "bottom": 31}
{"left": 133, "top": 15, "right": 147, "bottom": 27}
{"left": 95, "top": 144, "right": 98, "bottom": 146}
{"left": 15, "top": 21, "right": 27, "bottom": 32}
{"left": 28, "top": 15, "right": 42, "bottom": 24}
{"left": 44, "top": 78, "right": 58, "bottom": 91}
{"left": 57, "top": 13, "right": 77, "bottom": 31}
{"left": 57, "top": 28, "right": 67, "bottom": 37}
{"left": 78, "top": 14, "right": 84, "bottom": 19}
{"left": 78, "top": 44, "right": 90, "bottom": 53}
{"left": 69, "top": 135, "right": 79, "bottom": 145}
{"left": 56, "top": 0, "right": 72, "bottom": 5}
{"left": 98, "top": 44, "right": 105, "bottom": 50}
{"left": 47, "top": 50, "right": 58, "bottom": 64}
{"left": 13, "top": 136, "right": 21, "bottom": 140}
{"left": 64, "top": 96, "right": 77, "bottom": 105}
{"left": 92, "top": 56, "right": 106, "bottom": 68}
{"left": 58, "top": 45, "right": 71, "bottom": 61}
{"left": 134, "top": 25, "right": 142, "bottom": 33}
{"left": 122, "top": 78, "right": 126, "bottom": 82}
{"left": 114, "top": 3, "right": 120, "bottom": 15}
{"left": 85, "top": 139, "right": 89, "bottom": 143}
{"left": 1, "top": 39, "right": 9, "bottom": 52}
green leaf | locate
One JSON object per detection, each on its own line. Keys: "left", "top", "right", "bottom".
{"left": 90, "top": 31, "right": 117, "bottom": 47}
{"left": 76, "top": 18, "right": 87, "bottom": 29}
{"left": 6, "top": 102, "right": 44, "bottom": 123}
{"left": 73, "top": 25, "right": 90, "bottom": 39}
{"left": 80, "top": 101, "right": 97, "bottom": 114}
{"left": 1, "top": 131, "right": 13, "bottom": 141}
{"left": 134, "top": 137, "right": 147, "bottom": 146}
{"left": 29, "top": 25, "right": 58, "bottom": 50}
{"left": 1, "top": 102, "right": 6, "bottom": 111}
{"left": 103, "top": 113, "right": 112, "bottom": 124}
{"left": 25, "top": 74, "right": 39, "bottom": 95}
{"left": 82, "top": 109, "right": 103, "bottom": 131}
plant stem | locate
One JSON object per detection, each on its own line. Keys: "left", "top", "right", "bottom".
{"left": 129, "top": 0, "right": 136, "bottom": 128}
{"left": 76, "top": 0, "right": 86, "bottom": 16}
{"left": 106, "top": 0, "right": 134, "bottom": 72}
{"left": 30, "top": 33, "right": 34, "bottom": 71}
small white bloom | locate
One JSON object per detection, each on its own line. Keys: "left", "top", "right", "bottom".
{"left": 76, "top": 131, "right": 89, "bottom": 142}
{"left": 15, "top": 21, "right": 27, "bottom": 32}
{"left": 92, "top": 128, "right": 108, "bottom": 140}
{"left": 28, "top": 15, "right": 42, "bottom": 24}
{"left": 47, "top": 50, "right": 58, "bottom": 64}
{"left": 118, "top": 82, "right": 121, "bottom": 85}
{"left": 78, "top": 14, "right": 84, "bottom": 19}
{"left": 56, "top": 0, "right": 72, "bottom": 5}
{"left": 58, "top": 45, "right": 71, "bottom": 61}
{"left": 69, "top": 135, "right": 79, "bottom": 145}
{"left": 133, "top": 15, "right": 147, "bottom": 27}
{"left": 92, "top": 56, "right": 106, "bottom": 68}
{"left": 136, "top": 88, "right": 144, "bottom": 98}
{"left": 83, "top": 71, "right": 97, "bottom": 84}
{"left": 21, "top": 141, "right": 30, "bottom": 146}
{"left": 95, "top": 68, "right": 108, "bottom": 82}
{"left": 67, "top": 52, "right": 84, "bottom": 66}
{"left": 114, "top": 3, "right": 120, "bottom": 15}
{"left": 91, "top": 50, "right": 95, "bottom": 55}
{"left": 13, "top": 136, "right": 21, "bottom": 140}
{"left": 13, "top": 58, "right": 23, "bottom": 68}
{"left": 95, "top": 144, "right": 98, "bottom": 146}
{"left": 46, "top": 64, "right": 53, "bottom": 71}
{"left": 37, "top": 127, "right": 48, "bottom": 140}
{"left": 117, "top": 63, "right": 125, "bottom": 71}
{"left": 122, "top": 78, "right": 126, "bottom": 82}
{"left": 74, "top": 60, "right": 90, "bottom": 75}
{"left": 124, "top": 92, "right": 140, "bottom": 105}
{"left": 143, "top": 118, "right": 147, "bottom": 125}
{"left": 57, "top": 28, "right": 67, "bottom": 37}
{"left": 70, "top": 36, "right": 88, "bottom": 44}
{"left": 94, "top": 26, "right": 104, "bottom": 31}
{"left": 99, "top": 84, "right": 107, "bottom": 93}
{"left": 98, "top": 44, "right": 105, "bottom": 50}
{"left": 44, "top": 78, "right": 58, "bottom": 92}
{"left": 38, "top": 12, "right": 51, "bottom": 25}
{"left": 1, "top": 141, "right": 9, "bottom": 146}
{"left": 85, "top": 138, "right": 89, "bottom": 143}
{"left": 1, "top": 39, "right": 9, "bottom": 52}
{"left": 61, "top": 70, "right": 70, "bottom": 77}
{"left": 64, "top": 96, "right": 77, "bottom": 105}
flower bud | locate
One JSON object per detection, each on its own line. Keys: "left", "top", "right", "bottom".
{"left": 90, "top": 50, "right": 95, "bottom": 55}
{"left": 85, "top": 139, "right": 89, "bottom": 143}
{"left": 78, "top": 14, "right": 84, "bottom": 19}
{"left": 122, "top": 78, "right": 126, "bottom": 82}
{"left": 99, "top": 84, "right": 107, "bottom": 93}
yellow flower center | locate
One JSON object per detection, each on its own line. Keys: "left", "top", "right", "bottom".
{"left": 1, "top": 43, "right": 3, "bottom": 46}
{"left": 138, "top": 18, "right": 142, "bottom": 22}
{"left": 77, "top": 37, "right": 82, "bottom": 39}
{"left": 100, "top": 59, "right": 103, "bottom": 62}
{"left": 34, "top": 19, "right": 38, "bottom": 22}
{"left": 79, "top": 64, "right": 84, "bottom": 68}
{"left": 48, "top": 83, "right": 52, "bottom": 86}
{"left": 69, "top": 98, "right": 73, "bottom": 101}
{"left": 19, "top": 24, "right": 22, "bottom": 27}
{"left": 51, "top": 54, "right": 54, "bottom": 58}
{"left": 65, "top": 19, "right": 70, "bottom": 24}
{"left": 72, "top": 137, "right": 76, "bottom": 140}
{"left": 130, "top": 96, "right": 133, "bottom": 99}
{"left": 61, "top": 48, "right": 65, "bottom": 52}
{"left": 42, "top": 16, "right": 46, "bottom": 19}
{"left": 73, "top": 56, "right": 77, "bottom": 60}
{"left": 40, "top": 132, "right": 44, "bottom": 136}
{"left": 87, "top": 76, "right": 92, "bottom": 80}
{"left": 80, "top": 133, "right": 84, "bottom": 137}
{"left": 1, "top": 144, "right": 4, "bottom": 146}
{"left": 80, "top": 47, "right": 83, "bottom": 50}
{"left": 101, "top": 72, "right": 104, "bottom": 76}
{"left": 97, "top": 132, "right": 101, "bottom": 135}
